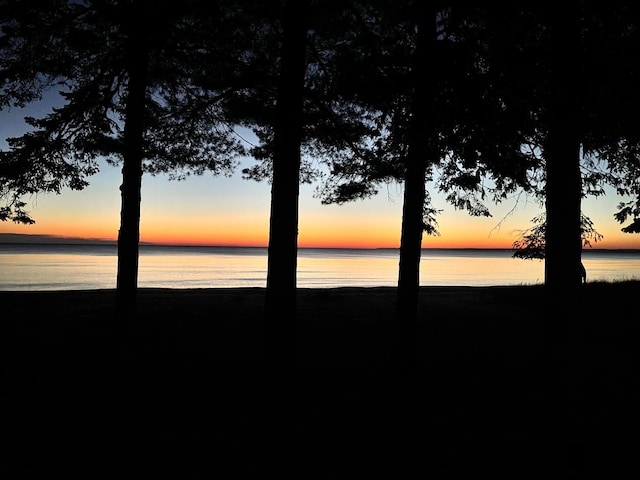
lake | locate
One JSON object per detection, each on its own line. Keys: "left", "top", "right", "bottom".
{"left": 0, "top": 243, "right": 638, "bottom": 290}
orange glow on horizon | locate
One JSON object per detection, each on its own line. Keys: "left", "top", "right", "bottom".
{"left": 2, "top": 209, "right": 639, "bottom": 249}
{"left": 138, "top": 230, "right": 526, "bottom": 249}
{"left": 116, "top": 236, "right": 640, "bottom": 250}
{"left": 3, "top": 221, "right": 639, "bottom": 249}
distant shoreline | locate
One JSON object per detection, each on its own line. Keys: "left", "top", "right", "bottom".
{"left": 1, "top": 233, "right": 639, "bottom": 252}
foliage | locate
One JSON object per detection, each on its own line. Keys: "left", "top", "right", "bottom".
{"left": 235, "top": 1, "right": 386, "bottom": 191}
{"left": 0, "top": 110, "right": 100, "bottom": 223}
{"left": 511, "top": 214, "right": 547, "bottom": 260}
{"left": 615, "top": 199, "right": 640, "bottom": 233}
{"left": 307, "top": 3, "right": 547, "bottom": 239}
{"left": 0, "top": 198, "right": 32, "bottom": 223}
{"left": 0, "top": 0, "right": 250, "bottom": 223}
{"left": 512, "top": 212, "right": 604, "bottom": 260}
{"left": 422, "top": 195, "right": 442, "bottom": 236}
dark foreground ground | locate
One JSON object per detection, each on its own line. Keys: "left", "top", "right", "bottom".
{"left": 2, "top": 282, "right": 639, "bottom": 478}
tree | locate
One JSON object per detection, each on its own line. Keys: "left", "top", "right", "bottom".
{"left": 0, "top": 0, "right": 99, "bottom": 223}
{"left": 228, "top": 0, "right": 388, "bottom": 361}
{"left": 394, "top": 7, "right": 436, "bottom": 367}
{"left": 316, "top": 3, "right": 543, "bottom": 366}
{"left": 543, "top": 4, "right": 583, "bottom": 299}
{"left": 496, "top": 4, "right": 640, "bottom": 295}
{"left": 261, "top": 0, "right": 308, "bottom": 366}
{"left": 0, "top": 1, "right": 248, "bottom": 320}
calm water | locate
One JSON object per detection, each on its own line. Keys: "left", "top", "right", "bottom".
{"left": 0, "top": 243, "right": 638, "bottom": 291}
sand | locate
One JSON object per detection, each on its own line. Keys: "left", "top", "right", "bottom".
{"left": 2, "top": 282, "right": 639, "bottom": 478}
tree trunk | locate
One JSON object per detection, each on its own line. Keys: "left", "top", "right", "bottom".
{"left": 544, "top": 5, "right": 583, "bottom": 300}
{"left": 396, "top": 11, "right": 435, "bottom": 368}
{"left": 542, "top": 4, "right": 583, "bottom": 471}
{"left": 258, "top": 1, "right": 308, "bottom": 466}
{"left": 261, "top": 0, "right": 308, "bottom": 363}
{"left": 116, "top": 9, "right": 148, "bottom": 326}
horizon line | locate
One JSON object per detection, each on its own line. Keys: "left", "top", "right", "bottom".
{"left": 1, "top": 233, "right": 639, "bottom": 251}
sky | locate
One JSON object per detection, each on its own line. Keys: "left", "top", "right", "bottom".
{"left": 1, "top": 102, "right": 639, "bottom": 250}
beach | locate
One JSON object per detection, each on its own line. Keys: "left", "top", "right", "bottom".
{"left": 3, "top": 282, "right": 639, "bottom": 478}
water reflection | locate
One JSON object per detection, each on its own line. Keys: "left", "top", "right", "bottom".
{"left": 0, "top": 245, "right": 637, "bottom": 290}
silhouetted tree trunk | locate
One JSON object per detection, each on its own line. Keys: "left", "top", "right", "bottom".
{"left": 544, "top": 5, "right": 583, "bottom": 303}
{"left": 541, "top": 5, "right": 583, "bottom": 471}
{"left": 261, "top": 0, "right": 308, "bottom": 362}
{"left": 116, "top": 7, "right": 148, "bottom": 323}
{"left": 396, "top": 11, "right": 435, "bottom": 368}
{"left": 259, "top": 0, "right": 308, "bottom": 469}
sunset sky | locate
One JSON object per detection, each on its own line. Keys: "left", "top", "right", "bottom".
{"left": 1, "top": 102, "right": 639, "bottom": 250}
